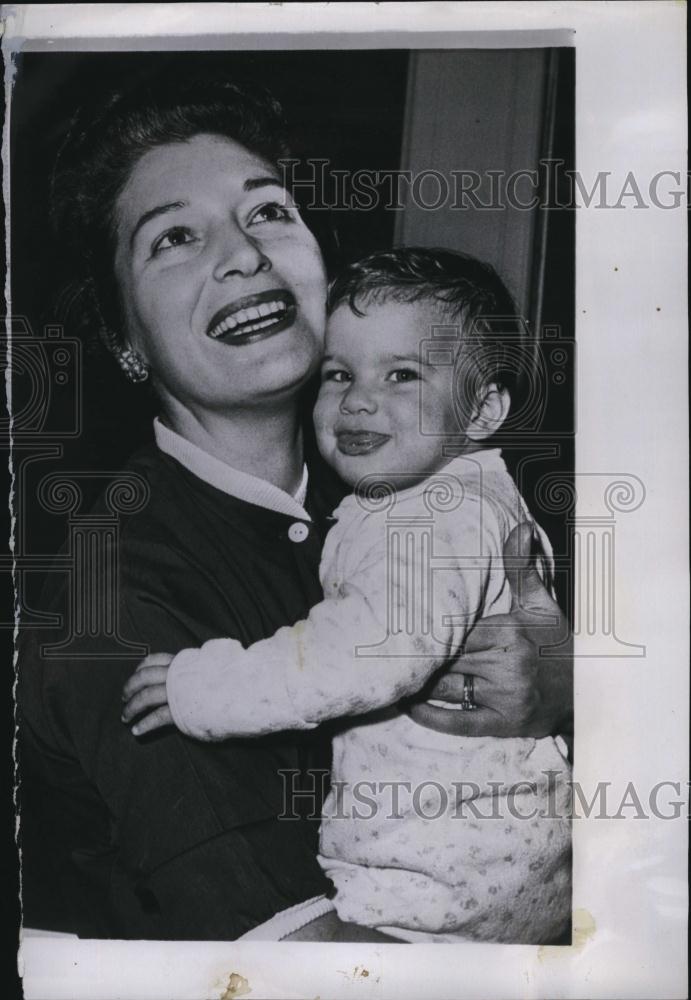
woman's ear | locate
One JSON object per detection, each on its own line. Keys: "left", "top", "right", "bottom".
{"left": 465, "top": 383, "right": 511, "bottom": 442}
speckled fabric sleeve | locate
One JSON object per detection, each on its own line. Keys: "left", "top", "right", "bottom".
{"left": 165, "top": 480, "right": 494, "bottom": 741}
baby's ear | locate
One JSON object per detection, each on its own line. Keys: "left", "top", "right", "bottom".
{"left": 465, "top": 383, "right": 511, "bottom": 442}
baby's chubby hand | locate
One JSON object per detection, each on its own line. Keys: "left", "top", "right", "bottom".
{"left": 121, "top": 652, "right": 176, "bottom": 736}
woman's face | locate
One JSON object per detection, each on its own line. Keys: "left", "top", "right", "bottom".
{"left": 113, "top": 134, "right": 327, "bottom": 413}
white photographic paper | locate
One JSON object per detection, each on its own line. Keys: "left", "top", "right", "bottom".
{"left": 4, "top": 3, "right": 687, "bottom": 999}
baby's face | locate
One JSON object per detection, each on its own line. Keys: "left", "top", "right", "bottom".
{"left": 314, "top": 300, "right": 470, "bottom": 489}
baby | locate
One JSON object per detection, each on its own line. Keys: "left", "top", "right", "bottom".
{"left": 122, "top": 247, "right": 571, "bottom": 943}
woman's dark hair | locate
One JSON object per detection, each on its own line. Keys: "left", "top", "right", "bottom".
{"left": 51, "top": 73, "right": 290, "bottom": 346}
{"left": 327, "top": 246, "right": 534, "bottom": 423}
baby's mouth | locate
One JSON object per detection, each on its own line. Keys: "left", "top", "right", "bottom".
{"left": 206, "top": 290, "right": 296, "bottom": 344}
{"left": 335, "top": 431, "right": 391, "bottom": 456}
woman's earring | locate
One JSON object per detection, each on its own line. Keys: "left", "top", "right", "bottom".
{"left": 99, "top": 327, "right": 150, "bottom": 384}
{"left": 116, "top": 347, "right": 150, "bottom": 384}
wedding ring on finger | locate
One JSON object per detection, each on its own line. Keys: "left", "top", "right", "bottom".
{"left": 460, "top": 673, "right": 477, "bottom": 711}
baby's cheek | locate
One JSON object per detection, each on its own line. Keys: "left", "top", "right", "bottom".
{"left": 313, "top": 394, "right": 337, "bottom": 448}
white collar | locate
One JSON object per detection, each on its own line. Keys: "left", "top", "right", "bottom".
{"left": 153, "top": 418, "right": 310, "bottom": 521}
{"left": 333, "top": 448, "right": 508, "bottom": 517}
{"left": 442, "top": 448, "right": 507, "bottom": 477}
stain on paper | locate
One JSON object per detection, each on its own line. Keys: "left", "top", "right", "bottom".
{"left": 220, "top": 972, "right": 252, "bottom": 999}
{"left": 538, "top": 907, "right": 596, "bottom": 961}
{"left": 571, "top": 907, "right": 596, "bottom": 949}
{"left": 337, "top": 965, "right": 372, "bottom": 981}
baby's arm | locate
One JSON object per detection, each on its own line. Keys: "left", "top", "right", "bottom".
{"left": 124, "top": 495, "right": 493, "bottom": 741}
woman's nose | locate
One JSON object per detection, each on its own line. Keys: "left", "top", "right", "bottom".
{"left": 340, "top": 383, "right": 378, "bottom": 415}
{"left": 212, "top": 224, "right": 271, "bottom": 281}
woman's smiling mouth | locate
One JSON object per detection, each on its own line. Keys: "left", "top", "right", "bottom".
{"left": 335, "top": 430, "right": 391, "bottom": 456}
{"left": 207, "top": 290, "right": 297, "bottom": 345}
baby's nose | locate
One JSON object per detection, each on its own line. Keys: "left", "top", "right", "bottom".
{"left": 340, "top": 383, "right": 378, "bottom": 414}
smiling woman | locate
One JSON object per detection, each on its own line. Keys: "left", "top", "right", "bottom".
{"left": 112, "top": 133, "right": 326, "bottom": 460}
{"left": 19, "top": 75, "right": 345, "bottom": 939}
{"left": 48, "top": 76, "right": 328, "bottom": 483}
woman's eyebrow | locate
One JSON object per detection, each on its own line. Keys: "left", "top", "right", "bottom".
{"left": 243, "top": 176, "right": 285, "bottom": 193}
{"left": 129, "top": 201, "right": 187, "bottom": 248}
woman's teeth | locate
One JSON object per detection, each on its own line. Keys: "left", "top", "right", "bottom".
{"left": 209, "top": 300, "right": 287, "bottom": 339}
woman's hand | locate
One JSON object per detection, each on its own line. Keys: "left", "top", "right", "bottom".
{"left": 121, "top": 653, "right": 176, "bottom": 736}
{"left": 408, "top": 523, "right": 573, "bottom": 739}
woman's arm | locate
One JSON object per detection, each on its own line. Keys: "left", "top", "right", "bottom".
{"left": 408, "top": 522, "right": 574, "bottom": 739}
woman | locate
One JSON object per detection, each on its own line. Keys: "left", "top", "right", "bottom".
{"left": 18, "top": 73, "right": 572, "bottom": 941}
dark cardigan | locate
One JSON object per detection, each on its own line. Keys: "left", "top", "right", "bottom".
{"left": 18, "top": 443, "right": 346, "bottom": 939}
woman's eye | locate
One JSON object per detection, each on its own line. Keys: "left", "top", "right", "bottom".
{"left": 247, "top": 202, "right": 295, "bottom": 226}
{"left": 322, "top": 369, "right": 351, "bottom": 383}
{"left": 151, "top": 227, "right": 197, "bottom": 256}
{"left": 388, "top": 368, "right": 420, "bottom": 383}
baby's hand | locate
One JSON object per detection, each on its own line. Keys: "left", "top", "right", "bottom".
{"left": 122, "top": 652, "right": 175, "bottom": 736}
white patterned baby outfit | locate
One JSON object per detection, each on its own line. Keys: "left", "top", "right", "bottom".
{"left": 167, "top": 449, "right": 572, "bottom": 942}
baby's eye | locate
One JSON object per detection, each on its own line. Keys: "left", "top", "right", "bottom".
{"left": 151, "top": 227, "right": 197, "bottom": 256}
{"left": 387, "top": 368, "right": 420, "bottom": 383}
{"left": 247, "top": 201, "right": 296, "bottom": 226}
{"left": 322, "top": 368, "right": 352, "bottom": 383}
